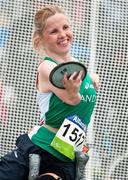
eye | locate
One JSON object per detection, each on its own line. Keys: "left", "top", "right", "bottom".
{"left": 63, "top": 25, "right": 69, "bottom": 30}
{"left": 50, "top": 29, "right": 58, "bottom": 34}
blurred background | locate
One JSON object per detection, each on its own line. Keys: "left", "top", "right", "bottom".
{"left": 0, "top": 0, "right": 128, "bottom": 179}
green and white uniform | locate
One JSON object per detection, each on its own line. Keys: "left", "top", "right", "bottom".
{"left": 28, "top": 57, "right": 97, "bottom": 162}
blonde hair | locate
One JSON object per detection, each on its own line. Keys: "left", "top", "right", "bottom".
{"left": 32, "top": 5, "right": 65, "bottom": 56}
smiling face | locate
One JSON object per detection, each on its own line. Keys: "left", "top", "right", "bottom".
{"left": 41, "top": 13, "right": 73, "bottom": 57}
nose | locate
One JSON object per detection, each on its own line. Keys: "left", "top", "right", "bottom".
{"left": 58, "top": 30, "right": 66, "bottom": 38}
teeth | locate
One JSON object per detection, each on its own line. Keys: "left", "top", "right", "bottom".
{"left": 59, "top": 40, "right": 67, "bottom": 45}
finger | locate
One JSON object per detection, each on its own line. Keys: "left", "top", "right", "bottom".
{"left": 76, "top": 70, "right": 83, "bottom": 79}
{"left": 62, "top": 72, "right": 72, "bottom": 86}
{"left": 68, "top": 72, "right": 78, "bottom": 80}
{"left": 63, "top": 72, "right": 68, "bottom": 80}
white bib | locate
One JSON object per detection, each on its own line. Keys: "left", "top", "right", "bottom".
{"left": 50, "top": 115, "right": 86, "bottom": 159}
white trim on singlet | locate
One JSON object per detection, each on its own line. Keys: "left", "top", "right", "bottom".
{"left": 28, "top": 125, "right": 40, "bottom": 139}
{"left": 37, "top": 90, "right": 52, "bottom": 120}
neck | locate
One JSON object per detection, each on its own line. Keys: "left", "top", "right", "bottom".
{"left": 44, "top": 51, "right": 73, "bottom": 63}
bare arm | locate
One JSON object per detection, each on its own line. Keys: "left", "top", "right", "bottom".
{"left": 90, "top": 72, "right": 100, "bottom": 90}
{"left": 37, "top": 61, "right": 83, "bottom": 105}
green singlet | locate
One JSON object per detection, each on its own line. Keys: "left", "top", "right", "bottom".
{"left": 28, "top": 57, "right": 97, "bottom": 162}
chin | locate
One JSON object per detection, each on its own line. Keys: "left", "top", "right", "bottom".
{"left": 60, "top": 46, "right": 71, "bottom": 53}
{"left": 60, "top": 50, "right": 70, "bottom": 55}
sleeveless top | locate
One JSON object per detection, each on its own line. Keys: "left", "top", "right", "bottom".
{"left": 28, "top": 57, "right": 97, "bottom": 162}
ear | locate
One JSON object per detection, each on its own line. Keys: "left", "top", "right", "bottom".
{"left": 33, "top": 36, "right": 41, "bottom": 50}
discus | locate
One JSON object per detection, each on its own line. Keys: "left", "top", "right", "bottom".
{"left": 49, "top": 61, "right": 87, "bottom": 89}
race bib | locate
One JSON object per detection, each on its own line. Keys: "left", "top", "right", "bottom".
{"left": 50, "top": 115, "right": 86, "bottom": 159}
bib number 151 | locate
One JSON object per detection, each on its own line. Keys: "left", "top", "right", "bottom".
{"left": 56, "top": 117, "right": 86, "bottom": 151}
{"left": 50, "top": 116, "right": 86, "bottom": 159}
{"left": 62, "top": 123, "right": 85, "bottom": 149}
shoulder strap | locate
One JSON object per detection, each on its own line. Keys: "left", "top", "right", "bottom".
{"left": 44, "top": 57, "right": 60, "bottom": 65}
{"left": 36, "top": 57, "right": 59, "bottom": 89}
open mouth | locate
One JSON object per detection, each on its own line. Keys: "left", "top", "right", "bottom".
{"left": 58, "top": 39, "right": 70, "bottom": 47}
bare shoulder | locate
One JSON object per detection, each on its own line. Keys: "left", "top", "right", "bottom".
{"left": 90, "top": 72, "right": 99, "bottom": 79}
{"left": 38, "top": 60, "right": 57, "bottom": 77}
{"left": 89, "top": 72, "right": 100, "bottom": 90}
{"left": 37, "top": 60, "right": 58, "bottom": 92}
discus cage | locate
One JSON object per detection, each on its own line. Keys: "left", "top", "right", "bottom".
{"left": 0, "top": 0, "right": 127, "bottom": 179}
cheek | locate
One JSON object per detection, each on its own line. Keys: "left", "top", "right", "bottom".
{"left": 68, "top": 29, "right": 73, "bottom": 38}
{"left": 46, "top": 36, "right": 56, "bottom": 44}
{"left": 42, "top": 36, "right": 55, "bottom": 48}
{"left": 70, "top": 33, "right": 74, "bottom": 43}
{"left": 68, "top": 28, "right": 73, "bottom": 38}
